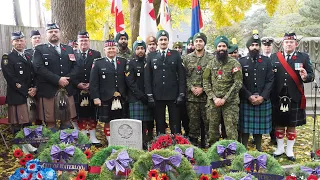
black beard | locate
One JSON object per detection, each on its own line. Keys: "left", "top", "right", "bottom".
{"left": 249, "top": 49, "right": 260, "bottom": 59}
{"left": 136, "top": 54, "right": 145, "bottom": 60}
{"left": 216, "top": 50, "right": 228, "bottom": 61}
{"left": 119, "top": 43, "right": 128, "bottom": 49}
{"left": 187, "top": 48, "right": 195, "bottom": 54}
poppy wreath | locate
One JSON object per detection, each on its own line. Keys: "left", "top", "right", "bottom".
{"left": 13, "top": 125, "right": 53, "bottom": 156}
{"left": 207, "top": 140, "right": 247, "bottom": 162}
{"left": 231, "top": 151, "right": 284, "bottom": 175}
{"left": 38, "top": 143, "right": 88, "bottom": 178}
{"left": 87, "top": 145, "right": 125, "bottom": 180}
{"left": 100, "top": 148, "right": 145, "bottom": 179}
{"left": 169, "top": 144, "right": 211, "bottom": 178}
{"left": 149, "top": 134, "right": 191, "bottom": 151}
{"left": 288, "top": 162, "right": 320, "bottom": 180}
{"left": 9, "top": 159, "right": 57, "bottom": 180}
{"left": 130, "top": 149, "right": 197, "bottom": 180}
{"left": 44, "top": 129, "right": 90, "bottom": 151}
{"left": 217, "top": 172, "right": 258, "bottom": 180}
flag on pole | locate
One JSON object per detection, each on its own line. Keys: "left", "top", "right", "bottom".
{"left": 191, "top": 0, "right": 203, "bottom": 37}
{"left": 111, "top": 0, "right": 125, "bottom": 33}
{"left": 139, "top": 0, "right": 158, "bottom": 41}
{"left": 158, "top": 0, "right": 173, "bottom": 42}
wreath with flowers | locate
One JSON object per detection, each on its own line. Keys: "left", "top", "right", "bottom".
{"left": 286, "top": 162, "right": 320, "bottom": 180}
{"left": 149, "top": 134, "right": 191, "bottom": 151}
{"left": 9, "top": 159, "right": 57, "bottom": 180}
{"left": 87, "top": 145, "right": 125, "bottom": 180}
{"left": 217, "top": 172, "right": 258, "bottom": 180}
{"left": 44, "top": 129, "right": 90, "bottom": 151}
{"left": 130, "top": 149, "right": 197, "bottom": 180}
{"left": 100, "top": 148, "right": 145, "bottom": 179}
{"left": 231, "top": 151, "right": 284, "bottom": 175}
{"left": 38, "top": 143, "right": 88, "bottom": 179}
{"left": 207, "top": 140, "right": 247, "bottom": 162}
{"left": 13, "top": 125, "right": 53, "bottom": 155}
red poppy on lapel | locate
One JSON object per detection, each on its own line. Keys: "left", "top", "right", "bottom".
{"left": 167, "top": 51, "right": 171, "bottom": 56}
{"left": 292, "top": 55, "right": 297, "bottom": 60}
{"left": 61, "top": 46, "right": 66, "bottom": 51}
{"left": 258, "top": 58, "right": 262, "bottom": 63}
{"left": 89, "top": 51, "right": 93, "bottom": 56}
{"left": 117, "top": 60, "right": 120, "bottom": 65}
{"left": 26, "top": 56, "right": 30, "bottom": 59}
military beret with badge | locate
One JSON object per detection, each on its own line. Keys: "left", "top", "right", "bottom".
{"left": 30, "top": 30, "right": 40, "bottom": 38}
{"left": 115, "top": 31, "right": 128, "bottom": 42}
{"left": 156, "top": 30, "right": 169, "bottom": 41}
{"left": 11, "top": 31, "right": 25, "bottom": 40}
{"left": 246, "top": 30, "right": 261, "bottom": 48}
{"left": 283, "top": 32, "right": 297, "bottom": 40}
{"left": 214, "top": 35, "right": 229, "bottom": 48}
{"left": 193, "top": 32, "right": 207, "bottom": 45}
{"left": 187, "top": 37, "right": 194, "bottom": 45}
{"left": 46, "top": 23, "right": 59, "bottom": 31}
{"left": 261, "top": 37, "right": 274, "bottom": 46}
{"left": 77, "top": 31, "right": 89, "bottom": 39}
{"left": 133, "top": 36, "right": 146, "bottom": 51}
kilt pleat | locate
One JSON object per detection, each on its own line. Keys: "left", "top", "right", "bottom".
{"left": 239, "top": 100, "right": 272, "bottom": 134}
{"left": 129, "top": 101, "right": 153, "bottom": 121}
{"left": 272, "top": 101, "right": 306, "bottom": 127}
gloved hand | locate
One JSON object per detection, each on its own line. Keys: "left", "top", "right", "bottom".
{"left": 175, "top": 93, "right": 185, "bottom": 105}
{"left": 140, "top": 94, "right": 149, "bottom": 105}
{"left": 147, "top": 94, "right": 156, "bottom": 108}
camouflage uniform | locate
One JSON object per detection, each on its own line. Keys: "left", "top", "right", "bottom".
{"left": 117, "top": 47, "right": 132, "bottom": 59}
{"left": 203, "top": 56, "right": 243, "bottom": 144}
{"left": 183, "top": 51, "right": 214, "bottom": 141}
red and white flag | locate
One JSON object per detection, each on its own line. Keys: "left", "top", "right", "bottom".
{"left": 111, "top": 0, "right": 125, "bottom": 33}
{"left": 158, "top": 0, "right": 173, "bottom": 43}
{"left": 139, "top": 0, "right": 157, "bottom": 41}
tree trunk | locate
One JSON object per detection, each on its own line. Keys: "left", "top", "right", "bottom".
{"left": 13, "top": 0, "right": 24, "bottom": 26}
{"left": 128, "top": 0, "right": 141, "bottom": 46}
{"left": 51, "top": 0, "right": 86, "bottom": 43}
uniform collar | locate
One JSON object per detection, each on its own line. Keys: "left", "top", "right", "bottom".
{"left": 284, "top": 51, "right": 295, "bottom": 57}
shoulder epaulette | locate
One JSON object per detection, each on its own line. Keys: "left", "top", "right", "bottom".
{"left": 93, "top": 57, "right": 104, "bottom": 62}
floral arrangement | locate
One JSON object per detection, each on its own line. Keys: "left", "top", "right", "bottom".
{"left": 231, "top": 151, "right": 284, "bottom": 175}
{"left": 287, "top": 162, "right": 320, "bottom": 180}
{"left": 87, "top": 145, "right": 125, "bottom": 180}
{"left": 9, "top": 159, "right": 57, "bottom": 180}
{"left": 207, "top": 140, "right": 247, "bottom": 162}
{"left": 13, "top": 147, "right": 35, "bottom": 166}
{"left": 130, "top": 149, "right": 197, "bottom": 180}
{"left": 217, "top": 172, "right": 258, "bottom": 180}
{"left": 149, "top": 134, "right": 190, "bottom": 151}
{"left": 13, "top": 125, "right": 53, "bottom": 155}
{"left": 100, "top": 148, "right": 145, "bottom": 179}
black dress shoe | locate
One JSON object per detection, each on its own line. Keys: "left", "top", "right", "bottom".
{"left": 273, "top": 153, "right": 283, "bottom": 158}
{"left": 287, "top": 156, "right": 296, "bottom": 161}
{"left": 92, "top": 143, "right": 102, "bottom": 148}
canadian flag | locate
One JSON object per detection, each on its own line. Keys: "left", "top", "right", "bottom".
{"left": 139, "top": 0, "right": 157, "bottom": 41}
{"left": 111, "top": 0, "right": 125, "bottom": 33}
{"left": 158, "top": 0, "right": 173, "bottom": 44}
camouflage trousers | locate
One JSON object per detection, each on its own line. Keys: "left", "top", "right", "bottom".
{"left": 206, "top": 100, "right": 239, "bottom": 145}
{"left": 186, "top": 101, "right": 208, "bottom": 139}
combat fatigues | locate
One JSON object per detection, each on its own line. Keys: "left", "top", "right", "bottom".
{"left": 183, "top": 51, "right": 214, "bottom": 143}
{"left": 144, "top": 49, "right": 186, "bottom": 134}
{"left": 1, "top": 50, "right": 36, "bottom": 125}
{"left": 203, "top": 57, "right": 243, "bottom": 144}
{"left": 117, "top": 48, "right": 132, "bottom": 60}
{"left": 270, "top": 51, "right": 314, "bottom": 127}
{"left": 33, "top": 43, "right": 78, "bottom": 126}
{"left": 74, "top": 49, "right": 101, "bottom": 130}
{"left": 90, "top": 56, "right": 128, "bottom": 123}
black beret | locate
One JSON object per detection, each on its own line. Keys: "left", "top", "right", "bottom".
{"left": 115, "top": 31, "right": 128, "bottom": 42}
{"left": 11, "top": 31, "right": 25, "bottom": 40}
{"left": 46, "top": 23, "right": 59, "bottom": 31}
{"left": 30, "top": 30, "right": 40, "bottom": 38}
{"left": 78, "top": 31, "right": 89, "bottom": 39}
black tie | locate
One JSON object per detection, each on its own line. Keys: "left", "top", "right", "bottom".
{"left": 81, "top": 52, "right": 86, "bottom": 59}
{"left": 81, "top": 53, "right": 86, "bottom": 65}
{"left": 161, "top": 51, "right": 165, "bottom": 61}
{"left": 111, "top": 59, "right": 116, "bottom": 70}
{"left": 286, "top": 55, "right": 290, "bottom": 62}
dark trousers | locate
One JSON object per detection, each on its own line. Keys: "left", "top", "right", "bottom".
{"left": 180, "top": 104, "right": 190, "bottom": 136}
{"left": 155, "top": 100, "right": 181, "bottom": 134}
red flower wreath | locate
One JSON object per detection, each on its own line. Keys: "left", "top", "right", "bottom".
{"left": 149, "top": 134, "right": 190, "bottom": 151}
{"left": 13, "top": 148, "right": 23, "bottom": 158}
{"left": 84, "top": 149, "right": 91, "bottom": 159}
{"left": 211, "top": 169, "right": 219, "bottom": 179}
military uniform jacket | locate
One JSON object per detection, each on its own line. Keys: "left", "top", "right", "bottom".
{"left": 25, "top": 48, "right": 35, "bottom": 57}
{"left": 74, "top": 49, "right": 101, "bottom": 85}
{"left": 33, "top": 43, "right": 79, "bottom": 98}
{"left": 144, "top": 49, "right": 186, "bottom": 101}
{"left": 183, "top": 51, "right": 214, "bottom": 102}
{"left": 270, "top": 51, "right": 314, "bottom": 103}
{"left": 125, "top": 57, "right": 147, "bottom": 103}
{"left": 203, "top": 57, "right": 243, "bottom": 104}
{"left": 90, "top": 56, "right": 127, "bottom": 101}
{"left": 239, "top": 55, "right": 274, "bottom": 101}
{"left": 117, "top": 47, "right": 132, "bottom": 60}
{"left": 1, "top": 50, "right": 36, "bottom": 105}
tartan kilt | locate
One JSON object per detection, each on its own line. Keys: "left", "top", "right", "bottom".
{"left": 239, "top": 100, "right": 272, "bottom": 134}
{"left": 74, "top": 90, "right": 96, "bottom": 120}
{"left": 272, "top": 101, "right": 306, "bottom": 127}
{"left": 129, "top": 101, "right": 153, "bottom": 121}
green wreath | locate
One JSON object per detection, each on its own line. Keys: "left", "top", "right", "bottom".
{"left": 217, "top": 172, "right": 258, "bottom": 180}
{"left": 38, "top": 143, "right": 88, "bottom": 178}
{"left": 100, "top": 148, "right": 145, "bottom": 179}
{"left": 289, "top": 162, "right": 320, "bottom": 179}
{"left": 130, "top": 149, "right": 197, "bottom": 180}
{"left": 13, "top": 125, "right": 53, "bottom": 156}
{"left": 87, "top": 145, "right": 125, "bottom": 180}
{"left": 169, "top": 144, "right": 210, "bottom": 166}
{"left": 44, "top": 129, "right": 90, "bottom": 150}
{"left": 207, "top": 140, "right": 247, "bottom": 162}
{"left": 231, "top": 151, "right": 284, "bottom": 175}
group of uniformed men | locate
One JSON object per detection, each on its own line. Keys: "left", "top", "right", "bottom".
{"left": 1, "top": 23, "right": 315, "bottom": 161}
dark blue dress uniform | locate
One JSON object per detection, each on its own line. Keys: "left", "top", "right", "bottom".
{"left": 270, "top": 51, "right": 314, "bottom": 127}
{"left": 239, "top": 55, "right": 274, "bottom": 134}
{"left": 33, "top": 43, "right": 79, "bottom": 123}
{"left": 90, "top": 56, "right": 128, "bottom": 123}
{"left": 1, "top": 49, "right": 36, "bottom": 124}
{"left": 144, "top": 49, "right": 186, "bottom": 134}
{"left": 74, "top": 49, "right": 101, "bottom": 121}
